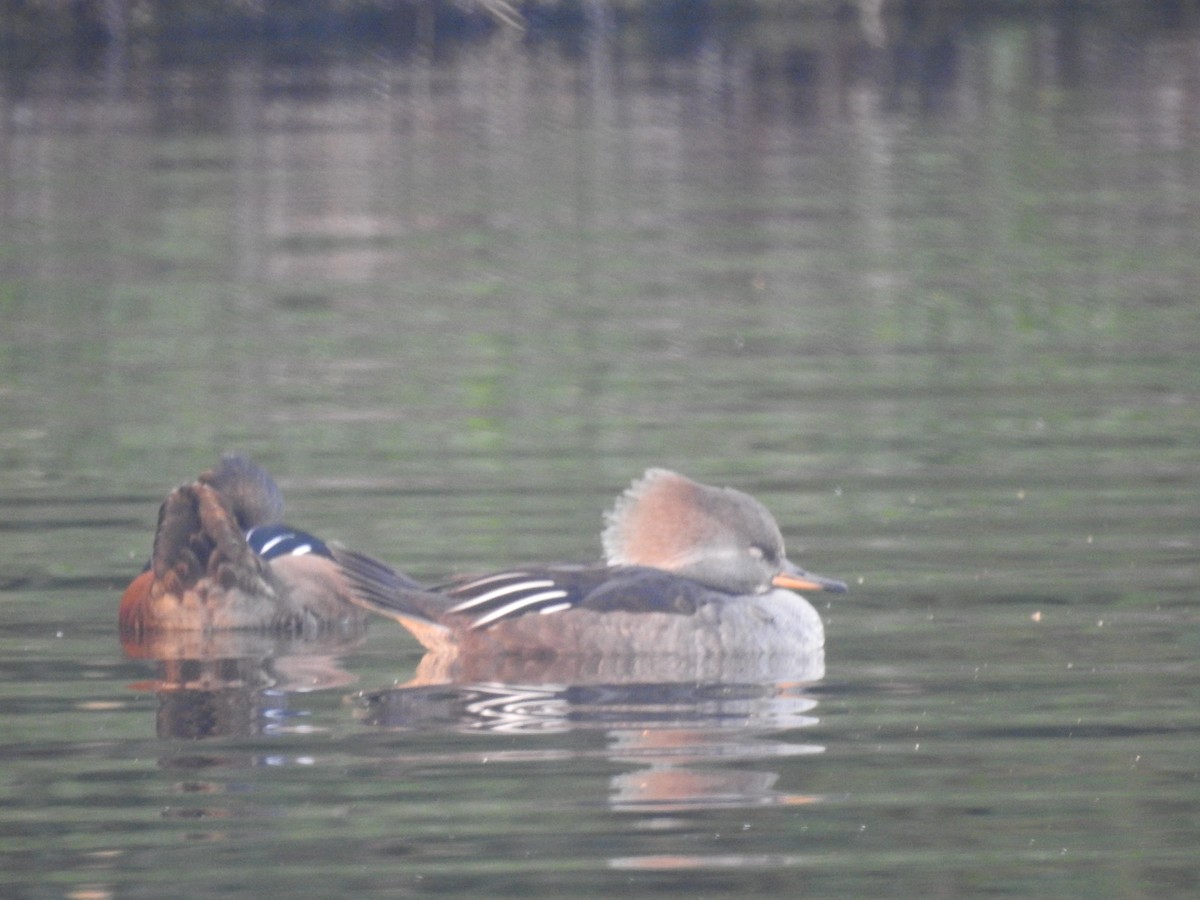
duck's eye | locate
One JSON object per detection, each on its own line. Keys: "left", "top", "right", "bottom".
{"left": 748, "top": 544, "right": 781, "bottom": 567}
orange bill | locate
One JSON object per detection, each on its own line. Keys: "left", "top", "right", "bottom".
{"left": 772, "top": 566, "right": 848, "bottom": 594}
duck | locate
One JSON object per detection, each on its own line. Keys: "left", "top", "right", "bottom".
{"left": 332, "top": 468, "right": 846, "bottom": 661}
{"left": 119, "top": 455, "right": 380, "bottom": 636}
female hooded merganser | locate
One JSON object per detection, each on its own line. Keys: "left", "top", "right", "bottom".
{"left": 120, "top": 455, "right": 376, "bottom": 636}
{"left": 333, "top": 468, "right": 846, "bottom": 660}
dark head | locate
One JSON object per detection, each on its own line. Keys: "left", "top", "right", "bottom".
{"left": 200, "top": 454, "right": 285, "bottom": 531}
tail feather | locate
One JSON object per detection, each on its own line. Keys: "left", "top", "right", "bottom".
{"left": 150, "top": 484, "right": 207, "bottom": 591}
{"left": 329, "top": 545, "right": 451, "bottom": 643}
{"left": 195, "top": 482, "right": 275, "bottom": 597}
{"left": 152, "top": 481, "right": 272, "bottom": 598}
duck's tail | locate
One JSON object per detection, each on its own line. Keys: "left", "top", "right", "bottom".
{"left": 329, "top": 545, "right": 454, "bottom": 651}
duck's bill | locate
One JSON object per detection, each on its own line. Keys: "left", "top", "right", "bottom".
{"left": 773, "top": 565, "right": 848, "bottom": 594}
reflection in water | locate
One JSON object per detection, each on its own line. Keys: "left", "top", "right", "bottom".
{"left": 357, "top": 659, "right": 824, "bottom": 812}
{"left": 405, "top": 641, "right": 824, "bottom": 686}
{"left": 122, "top": 629, "right": 362, "bottom": 835}
{"left": 122, "top": 628, "right": 364, "bottom": 743}
{"left": 124, "top": 627, "right": 364, "bottom": 834}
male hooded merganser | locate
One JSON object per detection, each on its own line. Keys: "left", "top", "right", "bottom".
{"left": 333, "top": 468, "right": 846, "bottom": 660}
{"left": 120, "top": 455, "right": 380, "bottom": 635}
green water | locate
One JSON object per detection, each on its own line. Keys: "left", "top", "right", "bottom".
{"left": 1, "top": 8, "right": 1198, "bottom": 898}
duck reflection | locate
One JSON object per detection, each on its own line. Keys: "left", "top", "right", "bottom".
{"left": 122, "top": 629, "right": 364, "bottom": 743}
{"left": 354, "top": 649, "right": 825, "bottom": 812}
{"left": 121, "top": 628, "right": 365, "bottom": 841}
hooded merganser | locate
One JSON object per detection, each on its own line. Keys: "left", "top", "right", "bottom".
{"left": 119, "top": 455, "right": 380, "bottom": 635}
{"left": 333, "top": 468, "right": 846, "bottom": 660}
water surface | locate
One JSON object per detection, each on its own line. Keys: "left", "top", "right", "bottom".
{"left": 2, "top": 6, "right": 1198, "bottom": 898}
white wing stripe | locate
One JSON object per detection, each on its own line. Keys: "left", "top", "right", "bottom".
{"left": 448, "top": 579, "right": 556, "bottom": 613}
{"left": 470, "top": 590, "right": 570, "bottom": 629}
{"left": 537, "top": 602, "right": 573, "bottom": 616}
{"left": 258, "top": 534, "right": 287, "bottom": 554}
{"left": 451, "top": 571, "right": 533, "bottom": 593}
